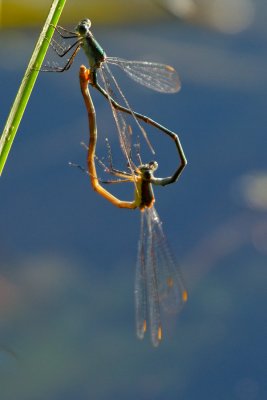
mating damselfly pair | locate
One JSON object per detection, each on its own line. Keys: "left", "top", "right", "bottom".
{"left": 44, "top": 19, "right": 188, "bottom": 346}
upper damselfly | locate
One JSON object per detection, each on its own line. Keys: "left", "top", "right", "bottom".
{"left": 43, "top": 19, "right": 181, "bottom": 175}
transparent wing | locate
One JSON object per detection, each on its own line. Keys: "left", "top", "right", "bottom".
{"left": 135, "top": 209, "right": 162, "bottom": 347}
{"left": 100, "top": 63, "right": 154, "bottom": 156}
{"left": 106, "top": 57, "right": 181, "bottom": 93}
{"left": 135, "top": 211, "right": 147, "bottom": 340}
{"left": 99, "top": 65, "right": 135, "bottom": 176}
{"left": 148, "top": 207, "right": 188, "bottom": 315}
{"left": 135, "top": 207, "right": 187, "bottom": 346}
{"left": 145, "top": 209, "right": 162, "bottom": 347}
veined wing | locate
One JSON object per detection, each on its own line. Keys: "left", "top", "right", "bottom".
{"left": 106, "top": 57, "right": 181, "bottom": 93}
{"left": 135, "top": 211, "right": 148, "bottom": 340}
{"left": 135, "top": 207, "right": 187, "bottom": 346}
{"left": 147, "top": 207, "right": 188, "bottom": 315}
{"left": 99, "top": 62, "right": 154, "bottom": 160}
{"left": 99, "top": 65, "right": 135, "bottom": 175}
{"left": 135, "top": 209, "right": 162, "bottom": 347}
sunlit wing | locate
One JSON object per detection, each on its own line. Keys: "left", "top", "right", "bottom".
{"left": 107, "top": 57, "right": 181, "bottom": 93}
{"left": 135, "top": 209, "right": 162, "bottom": 347}
{"left": 135, "top": 206, "right": 187, "bottom": 346}
{"left": 145, "top": 209, "right": 162, "bottom": 347}
{"left": 135, "top": 211, "right": 148, "bottom": 340}
{"left": 148, "top": 207, "right": 188, "bottom": 314}
{"left": 101, "top": 63, "right": 154, "bottom": 154}
{"left": 99, "top": 66, "right": 135, "bottom": 174}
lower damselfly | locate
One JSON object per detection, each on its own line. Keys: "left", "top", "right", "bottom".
{"left": 43, "top": 19, "right": 181, "bottom": 176}
{"left": 78, "top": 65, "right": 187, "bottom": 346}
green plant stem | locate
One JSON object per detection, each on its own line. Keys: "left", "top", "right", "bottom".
{"left": 0, "top": 0, "right": 66, "bottom": 176}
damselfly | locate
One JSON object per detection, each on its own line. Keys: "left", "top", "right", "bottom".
{"left": 79, "top": 65, "right": 187, "bottom": 346}
{"left": 44, "top": 19, "right": 181, "bottom": 174}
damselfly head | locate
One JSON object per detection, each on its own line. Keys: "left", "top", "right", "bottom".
{"left": 137, "top": 161, "right": 158, "bottom": 180}
{"left": 148, "top": 161, "right": 158, "bottom": 171}
{"left": 138, "top": 161, "right": 158, "bottom": 172}
{"left": 75, "top": 19, "right": 91, "bottom": 36}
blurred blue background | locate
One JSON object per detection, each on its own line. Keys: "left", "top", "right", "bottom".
{"left": 0, "top": 1, "right": 266, "bottom": 399}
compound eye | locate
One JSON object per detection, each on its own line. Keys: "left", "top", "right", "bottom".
{"left": 83, "top": 19, "right": 92, "bottom": 28}
{"left": 76, "top": 19, "right": 91, "bottom": 35}
{"left": 149, "top": 161, "right": 158, "bottom": 170}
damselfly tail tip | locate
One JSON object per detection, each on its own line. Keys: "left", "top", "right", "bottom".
{"left": 79, "top": 65, "right": 90, "bottom": 83}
